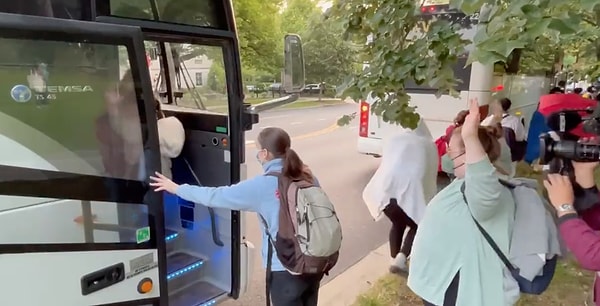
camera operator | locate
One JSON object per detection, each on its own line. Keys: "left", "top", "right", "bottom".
{"left": 544, "top": 157, "right": 600, "bottom": 305}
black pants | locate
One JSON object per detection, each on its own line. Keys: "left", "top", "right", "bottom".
{"left": 383, "top": 199, "right": 417, "bottom": 258}
{"left": 422, "top": 272, "right": 460, "bottom": 306}
{"left": 269, "top": 271, "right": 323, "bottom": 306}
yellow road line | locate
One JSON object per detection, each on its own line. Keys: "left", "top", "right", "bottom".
{"left": 245, "top": 122, "right": 339, "bottom": 147}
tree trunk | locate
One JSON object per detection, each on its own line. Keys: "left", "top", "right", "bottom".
{"left": 505, "top": 49, "right": 522, "bottom": 74}
{"left": 553, "top": 49, "right": 564, "bottom": 76}
{"left": 318, "top": 81, "right": 322, "bottom": 102}
{"left": 596, "top": 7, "right": 600, "bottom": 62}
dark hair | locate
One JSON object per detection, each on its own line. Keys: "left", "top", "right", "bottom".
{"left": 549, "top": 87, "right": 564, "bottom": 94}
{"left": 257, "top": 127, "right": 312, "bottom": 182}
{"left": 451, "top": 126, "right": 501, "bottom": 162}
{"left": 453, "top": 110, "right": 469, "bottom": 126}
{"left": 588, "top": 86, "right": 595, "bottom": 93}
{"left": 558, "top": 80, "right": 566, "bottom": 87}
{"left": 499, "top": 98, "right": 512, "bottom": 112}
{"left": 155, "top": 98, "right": 165, "bottom": 119}
{"left": 574, "top": 87, "right": 583, "bottom": 94}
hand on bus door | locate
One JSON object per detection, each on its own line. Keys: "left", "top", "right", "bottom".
{"left": 27, "top": 69, "right": 46, "bottom": 92}
{"left": 150, "top": 172, "right": 180, "bottom": 194}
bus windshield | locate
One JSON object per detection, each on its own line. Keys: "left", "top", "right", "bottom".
{"left": 405, "top": 2, "right": 478, "bottom": 92}
{"left": 108, "top": 0, "right": 228, "bottom": 29}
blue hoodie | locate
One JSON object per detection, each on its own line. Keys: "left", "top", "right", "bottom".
{"left": 524, "top": 110, "right": 550, "bottom": 164}
{"left": 175, "top": 158, "right": 318, "bottom": 272}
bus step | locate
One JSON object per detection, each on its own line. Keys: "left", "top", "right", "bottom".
{"left": 165, "top": 229, "right": 179, "bottom": 242}
{"left": 166, "top": 252, "right": 205, "bottom": 281}
{"left": 169, "top": 281, "right": 227, "bottom": 306}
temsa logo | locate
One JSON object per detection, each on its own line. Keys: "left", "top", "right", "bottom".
{"left": 31, "top": 85, "right": 94, "bottom": 93}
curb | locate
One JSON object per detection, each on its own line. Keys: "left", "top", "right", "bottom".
{"left": 318, "top": 243, "right": 390, "bottom": 306}
{"left": 261, "top": 100, "right": 350, "bottom": 113}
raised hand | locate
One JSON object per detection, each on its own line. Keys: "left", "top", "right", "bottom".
{"left": 461, "top": 98, "right": 480, "bottom": 141}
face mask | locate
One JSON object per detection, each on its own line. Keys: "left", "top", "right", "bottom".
{"left": 256, "top": 151, "right": 262, "bottom": 164}
{"left": 441, "top": 154, "right": 455, "bottom": 175}
{"left": 441, "top": 152, "right": 465, "bottom": 175}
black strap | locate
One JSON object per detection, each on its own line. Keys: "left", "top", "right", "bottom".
{"left": 460, "top": 183, "right": 517, "bottom": 272}
{"left": 259, "top": 214, "right": 275, "bottom": 306}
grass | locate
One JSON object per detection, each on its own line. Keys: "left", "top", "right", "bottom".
{"left": 353, "top": 162, "right": 597, "bottom": 306}
{"left": 353, "top": 257, "right": 594, "bottom": 306}
{"left": 281, "top": 99, "right": 344, "bottom": 109}
{"left": 177, "top": 94, "right": 344, "bottom": 113}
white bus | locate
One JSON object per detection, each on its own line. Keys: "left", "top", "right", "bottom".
{"left": 0, "top": 1, "right": 304, "bottom": 305}
{"left": 357, "top": 1, "right": 550, "bottom": 157}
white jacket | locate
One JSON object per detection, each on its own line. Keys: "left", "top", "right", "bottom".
{"left": 157, "top": 116, "right": 185, "bottom": 178}
{"left": 362, "top": 120, "right": 438, "bottom": 223}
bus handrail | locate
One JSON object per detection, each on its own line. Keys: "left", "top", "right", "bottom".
{"left": 183, "top": 158, "right": 224, "bottom": 247}
{"left": 248, "top": 94, "right": 299, "bottom": 114}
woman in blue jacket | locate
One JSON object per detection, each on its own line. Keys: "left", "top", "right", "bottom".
{"left": 150, "top": 127, "right": 322, "bottom": 306}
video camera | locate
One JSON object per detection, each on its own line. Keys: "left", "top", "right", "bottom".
{"left": 538, "top": 93, "right": 600, "bottom": 167}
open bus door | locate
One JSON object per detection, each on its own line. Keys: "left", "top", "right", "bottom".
{"left": 0, "top": 13, "right": 167, "bottom": 305}
{"left": 0, "top": 7, "right": 306, "bottom": 306}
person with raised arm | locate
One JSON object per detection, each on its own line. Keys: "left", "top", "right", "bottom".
{"left": 408, "top": 98, "right": 517, "bottom": 306}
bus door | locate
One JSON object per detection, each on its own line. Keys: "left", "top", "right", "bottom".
{"left": 0, "top": 13, "right": 167, "bottom": 306}
{"left": 93, "top": 4, "right": 248, "bottom": 302}
{"left": 93, "top": 1, "right": 305, "bottom": 303}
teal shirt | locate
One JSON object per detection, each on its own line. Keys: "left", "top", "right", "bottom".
{"left": 408, "top": 158, "right": 515, "bottom": 306}
{"left": 497, "top": 138, "right": 513, "bottom": 176}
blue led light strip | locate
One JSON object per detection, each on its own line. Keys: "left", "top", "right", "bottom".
{"left": 199, "top": 299, "right": 217, "bottom": 306}
{"left": 165, "top": 232, "right": 179, "bottom": 242}
{"left": 166, "top": 260, "right": 204, "bottom": 280}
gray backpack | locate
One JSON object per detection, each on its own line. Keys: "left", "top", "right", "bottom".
{"left": 261, "top": 172, "right": 342, "bottom": 276}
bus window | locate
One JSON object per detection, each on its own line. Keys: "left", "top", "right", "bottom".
{"left": 0, "top": 38, "right": 143, "bottom": 180}
{"left": 148, "top": 42, "right": 229, "bottom": 115}
{"left": 0, "top": 0, "right": 87, "bottom": 20}
{"left": 108, "top": 0, "right": 227, "bottom": 29}
{"left": 0, "top": 37, "right": 152, "bottom": 245}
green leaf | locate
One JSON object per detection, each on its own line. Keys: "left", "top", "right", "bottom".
{"left": 520, "top": 4, "right": 542, "bottom": 18}
{"left": 337, "top": 113, "right": 356, "bottom": 126}
{"left": 526, "top": 18, "right": 552, "bottom": 38}
{"left": 459, "top": 0, "right": 486, "bottom": 15}
{"left": 547, "top": 18, "right": 578, "bottom": 35}
{"left": 581, "top": 0, "right": 599, "bottom": 11}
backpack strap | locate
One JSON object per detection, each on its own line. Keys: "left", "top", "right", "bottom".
{"left": 498, "top": 178, "right": 516, "bottom": 189}
{"left": 261, "top": 171, "right": 291, "bottom": 306}
{"left": 460, "top": 182, "right": 518, "bottom": 273}
{"left": 259, "top": 213, "right": 275, "bottom": 306}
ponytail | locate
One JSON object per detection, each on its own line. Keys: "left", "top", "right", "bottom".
{"left": 282, "top": 149, "right": 313, "bottom": 182}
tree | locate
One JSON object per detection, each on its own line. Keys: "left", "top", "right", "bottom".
{"left": 302, "top": 14, "right": 360, "bottom": 96}
{"left": 333, "top": 0, "right": 600, "bottom": 128}
{"left": 233, "top": 0, "right": 284, "bottom": 76}
{"left": 281, "top": 0, "right": 322, "bottom": 35}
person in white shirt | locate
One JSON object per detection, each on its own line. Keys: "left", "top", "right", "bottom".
{"left": 155, "top": 97, "right": 185, "bottom": 178}
{"left": 362, "top": 119, "right": 438, "bottom": 275}
{"left": 481, "top": 98, "right": 527, "bottom": 176}
{"left": 482, "top": 98, "right": 527, "bottom": 142}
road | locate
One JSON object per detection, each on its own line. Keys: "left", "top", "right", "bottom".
{"left": 222, "top": 102, "right": 388, "bottom": 305}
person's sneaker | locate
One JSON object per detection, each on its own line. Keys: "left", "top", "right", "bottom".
{"left": 389, "top": 253, "right": 408, "bottom": 276}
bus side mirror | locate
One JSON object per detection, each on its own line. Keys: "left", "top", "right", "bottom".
{"left": 283, "top": 34, "right": 305, "bottom": 93}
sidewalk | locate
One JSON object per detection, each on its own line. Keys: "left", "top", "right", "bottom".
{"left": 318, "top": 243, "right": 390, "bottom": 306}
